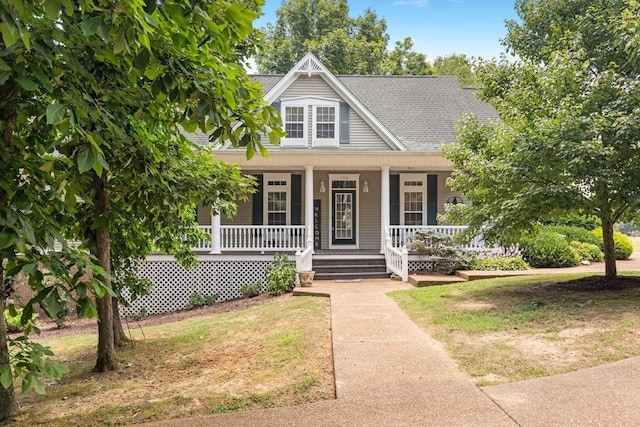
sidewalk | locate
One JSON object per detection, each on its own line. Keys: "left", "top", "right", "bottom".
{"left": 144, "top": 258, "right": 640, "bottom": 426}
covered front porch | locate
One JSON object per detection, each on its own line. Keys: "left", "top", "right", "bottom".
{"left": 191, "top": 224, "right": 487, "bottom": 282}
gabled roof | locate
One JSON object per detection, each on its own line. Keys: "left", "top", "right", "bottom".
{"left": 251, "top": 52, "right": 499, "bottom": 152}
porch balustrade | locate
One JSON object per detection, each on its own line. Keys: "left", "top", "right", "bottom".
{"left": 388, "top": 225, "right": 487, "bottom": 251}
{"left": 194, "top": 225, "right": 307, "bottom": 252}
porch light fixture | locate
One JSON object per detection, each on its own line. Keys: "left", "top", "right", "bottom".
{"left": 319, "top": 180, "right": 326, "bottom": 193}
{"left": 362, "top": 179, "right": 369, "bottom": 193}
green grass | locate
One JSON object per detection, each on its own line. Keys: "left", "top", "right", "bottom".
{"left": 12, "top": 296, "right": 333, "bottom": 427}
{"left": 390, "top": 273, "right": 640, "bottom": 385}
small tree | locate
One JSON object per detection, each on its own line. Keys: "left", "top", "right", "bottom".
{"left": 444, "top": 0, "right": 640, "bottom": 279}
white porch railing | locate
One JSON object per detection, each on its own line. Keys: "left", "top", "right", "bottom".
{"left": 193, "top": 225, "right": 307, "bottom": 252}
{"left": 295, "top": 226, "right": 313, "bottom": 272}
{"left": 384, "top": 229, "right": 408, "bottom": 282}
{"left": 388, "top": 225, "right": 487, "bottom": 252}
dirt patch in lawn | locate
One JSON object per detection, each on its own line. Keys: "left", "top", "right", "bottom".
{"left": 392, "top": 274, "right": 640, "bottom": 386}
{"left": 12, "top": 293, "right": 334, "bottom": 426}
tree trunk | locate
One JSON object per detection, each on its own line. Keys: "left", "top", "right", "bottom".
{"left": 0, "top": 265, "right": 20, "bottom": 421}
{"left": 112, "top": 297, "right": 130, "bottom": 347}
{"left": 602, "top": 220, "right": 617, "bottom": 279}
{"left": 92, "top": 173, "right": 116, "bottom": 372}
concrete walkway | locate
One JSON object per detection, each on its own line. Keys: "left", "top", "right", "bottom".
{"left": 145, "top": 258, "right": 640, "bottom": 427}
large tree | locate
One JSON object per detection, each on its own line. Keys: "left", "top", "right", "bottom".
{"left": 384, "top": 37, "right": 433, "bottom": 76}
{"left": 444, "top": 0, "right": 640, "bottom": 278}
{"left": 1, "top": 0, "right": 281, "bottom": 417}
{"left": 432, "top": 54, "right": 478, "bottom": 87}
{"left": 255, "top": 0, "right": 390, "bottom": 74}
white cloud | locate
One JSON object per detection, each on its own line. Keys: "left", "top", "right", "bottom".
{"left": 393, "top": 0, "right": 427, "bottom": 6}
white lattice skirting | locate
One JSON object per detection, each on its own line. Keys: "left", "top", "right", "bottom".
{"left": 120, "top": 256, "right": 273, "bottom": 316}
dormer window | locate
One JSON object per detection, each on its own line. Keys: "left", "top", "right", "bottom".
{"left": 280, "top": 98, "right": 341, "bottom": 148}
{"left": 282, "top": 104, "right": 307, "bottom": 147}
{"left": 313, "top": 105, "right": 337, "bottom": 147}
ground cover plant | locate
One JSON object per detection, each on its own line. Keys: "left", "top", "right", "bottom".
{"left": 9, "top": 295, "right": 333, "bottom": 426}
{"left": 390, "top": 274, "right": 640, "bottom": 386}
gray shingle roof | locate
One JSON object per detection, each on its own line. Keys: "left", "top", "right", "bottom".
{"left": 252, "top": 74, "right": 499, "bottom": 152}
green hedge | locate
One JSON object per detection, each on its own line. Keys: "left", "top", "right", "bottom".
{"left": 518, "top": 231, "right": 581, "bottom": 268}
{"left": 569, "top": 241, "right": 604, "bottom": 263}
{"left": 4, "top": 307, "right": 39, "bottom": 333}
{"left": 590, "top": 228, "right": 633, "bottom": 260}
{"left": 469, "top": 257, "right": 529, "bottom": 271}
{"left": 542, "top": 225, "right": 602, "bottom": 246}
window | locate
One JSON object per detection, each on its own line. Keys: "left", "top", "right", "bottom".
{"left": 312, "top": 104, "right": 338, "bottom": 147}
{"left": 315, "top": 106, "right": 335, "bottom": 139}
{"left": 282, "top": 105, "right": 307, "bottom": 147}
{"left": 400, "top": 174, "right": 426, "bottom": 226}
{"left": 264, "top": 174, "right": 291, "bottom": 225}
{"left": 280, "top": 98, "right": 340, "bottom": 147}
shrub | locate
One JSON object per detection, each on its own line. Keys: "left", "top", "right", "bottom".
{"left": 185, "top": 292, "right": 219, "bottom": 309}
{"left": 405, "top": 229, "right": 475, "bottom": 273}
{"left": 542, "top": 225, "right": 601, "bottom": 246}
{"left": 518, "top": 231, "right": 581, "bottom": 268}
{"left": 4, "top": 306, "right": 39, "bottom": 333}
{"left": 240, "top": 279, "right": 262, "bottom": 298}
{"left": 469, "top": 257, "right": 529, "bottom": 271}
{"left": 266, "top": 253, "right": 297, "bottom": 296}
{"left": 542, "top": 215, "right": 600, "bottom": 230}
{"left": 590, "top": 228, "right": 633, "bottom": 260}
{"left": 569, "top": 241, "right": 604, "bottom": 263}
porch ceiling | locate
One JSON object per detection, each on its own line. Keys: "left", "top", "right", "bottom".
{"left": 212, "top": 150, "right": 454, "bottom": 171}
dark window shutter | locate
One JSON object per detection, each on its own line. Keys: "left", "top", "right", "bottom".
{"left": 390, "top": 174, "right": 400, "bottom": 225}
{"left": 291, "top": 174, "right": 302, "bottom": 225}
{"left": 339, "top": 102, "right": 350, "bottom": 144}
{"left": 427, "top": 175, "right": 438, "bottom": 225}
{"left": 252, "top": 175, "right": 263, "bottom": 225}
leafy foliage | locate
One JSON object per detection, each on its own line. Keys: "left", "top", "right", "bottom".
{"left": 432, "top": 54, "right": 479, "bottom": 87}
{"left": 569, "top": 241, "right": 604, "bottom": 263}
{"left": 591, "top": 228, "right": 634, "bottom": 260}
{"left": 185, "top": 292, "right": 220, "bottom": 310}
{"left": 405, "top": 229, "right": 475, "bottom": 273}
{"left": 1, "top": 336, "right": 69, "bottom": 395}
{"left": 4, "top": 307, "right": 38, "bottom": 333}
{"left": 469, "top": 257, "right": 529, "bottom": 271}
{"left": 240, "top": 279, "right": 263, "bottom": 298}
{"left": 542, "top": 225, "right": 602, "bottom": 247}
{"left": 518, "top": 231, "right": 580, "bottom": 268}
{"left": 266, "top": 254, "right": 297, "bottom": 296}
{"left": 444, "top": 0, "right": 640, "bottom": 278}
{"left": 541, "top": 215, "right": 600, "bottom": 231}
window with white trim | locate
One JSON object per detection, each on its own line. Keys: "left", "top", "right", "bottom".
{"left": 280, "top": 98, "right": 340, "bottom": 147}
{"left": 312, "top": 103, "right": 338, "bottom": 147}
{"left": 264, "top": 174, "right": 291, "bottom": 225}
{"left": 282, "top": 105, "right": 307, "bottom": 147}
{"left": 400, "top": 174, "right": 426, "bottom": 226}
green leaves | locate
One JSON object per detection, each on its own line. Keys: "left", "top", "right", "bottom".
{"left": 46, "top": 103, "right": 67, "bottom": 124}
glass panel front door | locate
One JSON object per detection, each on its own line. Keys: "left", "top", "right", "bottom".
{"left": 332, "top": 190, "right": 356, "bottom": 245}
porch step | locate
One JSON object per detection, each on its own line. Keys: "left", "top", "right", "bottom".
{"left": 312, "top": 257, "right": 390, "bottom": 281}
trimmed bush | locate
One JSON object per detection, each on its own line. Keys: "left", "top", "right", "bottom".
{"left": 266, "top": 253, "right": 297, "bottom": 296}
{"left": 4, "top": 307, "right": 39, "bottom": 333}
{"left": 569, "top": 241, "right": 604, "bottom": 263}
{"left": 542, "top": 225, "right": 601, "bottom": 246}
{"left": 469, "top": 257, "right": 529, "bottom": 271}
{"left": 518, "top": 231, "right": 581, "bottom": 268}
{"left": 542, "top": 215, "right": 600, "bottom": 230}
{"left": 590, "top": 228, "right": 633, "bottom": 260}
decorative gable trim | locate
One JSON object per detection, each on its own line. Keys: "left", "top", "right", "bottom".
{"left": 264, "top": 52, "right": 407, "bottom": 151}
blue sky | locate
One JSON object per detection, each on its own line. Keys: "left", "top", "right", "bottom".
{"left": 254, "top": 0, "right": 520, "bottom": 61}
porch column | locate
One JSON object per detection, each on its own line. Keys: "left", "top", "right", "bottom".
{"left": 304, "top": 166, "right": 314, "bottom": 251}
{"left": 380, "top": 166, "right": 390, "bottom": 253}
{"left": 210, "top": 213, "right": 221, "bottom": 254}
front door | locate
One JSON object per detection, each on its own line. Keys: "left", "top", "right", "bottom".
{"left": 332, "top": 189, "right": 356, "bottom": 246}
